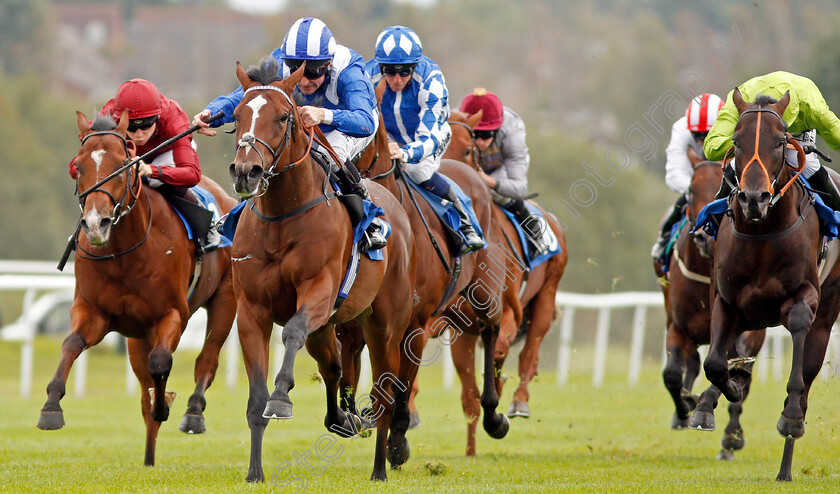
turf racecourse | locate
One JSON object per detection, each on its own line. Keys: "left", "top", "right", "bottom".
{"left": 3, "top": 337, "right": 840, "bottom": 493}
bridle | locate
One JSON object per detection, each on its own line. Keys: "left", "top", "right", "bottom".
{"left": 77, "top": 130, "right": 143, "bottom": 226}
{"left": 75, "top": 129, "right": 152, "bottom": 260}
{"left": 449, "top": 120, "right": 483, "bottom": 171}
{"left": 235, "top": 84, "right": 315, "bottom": 195}
{"left": 729, "top": 107, "right": 806, "bottom": 206}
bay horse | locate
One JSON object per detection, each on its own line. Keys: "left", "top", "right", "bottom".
{"left": 38, "top": 111, "right": 238, "bottom": 466}
{"left": 427, "top": 109, "right": 568, "bottom": 456}
{"left": 335, "top": 83, "right": 509, "bottom": 464}
{"left": 694, "top": 89, "right": 840, "bottom": 481}
{"left": 653, "top": 154, "right": 765, "bottom": 460}
{"left": 227, "top": 60, "right": 417, "bottom": 482}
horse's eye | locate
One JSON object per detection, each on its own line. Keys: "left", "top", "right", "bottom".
{"left": 279, "top": 114, "right": 289, "bottom": 123}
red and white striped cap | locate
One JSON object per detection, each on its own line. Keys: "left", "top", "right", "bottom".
{"left": 686, "top": 93, "right": 724, "bottom": 132}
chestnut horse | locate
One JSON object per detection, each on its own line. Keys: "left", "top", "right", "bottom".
{"left": 336, "top": 84, "right": 509, "bottom": 463}
{"left": 653, "top": 155, "right": 765, "bottom": 460}
{"left": 38, "top": 112, "right": 238, "bottom": 466}
{"left": 430, "top": 109, "right": 568, "bottom": 456}
{"left": 227, "top": 60, "right": 417, "bottom": 482}
{"left": 693, "top": 90, "right": 840, "bottom": 481}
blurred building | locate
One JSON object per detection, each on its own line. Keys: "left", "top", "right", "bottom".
{"left": 51, "top": 2, "right": 271, "bottom": 103}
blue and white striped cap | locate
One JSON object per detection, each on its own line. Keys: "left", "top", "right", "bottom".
{"left": 280, "top": 17, "right": 336, "bottom": 61}
{"left": 375, "top": 25, "right": 423, "bottom": 65}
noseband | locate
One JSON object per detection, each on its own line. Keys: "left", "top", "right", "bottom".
{"left": 77, "top": 130, "right": 141, "bottom": 226}
{"left": 236, "top": 85, "right": 302, "bottom": 180}
{"left": 733, "top": 107, "right": 806, "bottom": 205}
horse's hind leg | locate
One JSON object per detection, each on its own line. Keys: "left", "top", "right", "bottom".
{"left": 480, "top": 322, "right": 509, "bottom": 439}
{"left": 510, "top": 287, "right": 557, "bottom": 419}
{"left": 180, "top": 288, "right": 236, "bottom": 434}
{"left": 777, "top": 288, "right": 818, "bottom": 439}
{"left": 127, "top": 337, "right": 162, "bottom": 466}
{"left": 336, "top": 322, "right": 366, "bottom": 416}
{"left": 38, "top": 303, "right": 109, "bottom": 430}
{"left": 148, "top": 309, "right": 184, "bottom": 423}
{"left": 718, "top": 360, "right": 755, "bottom": 460}
{"left": 663, "top": 327, "right": 695, "bottom": 429}
{"left": 451, "top": 331, "right": 481, "bottom": 456}
{"left": 305, "top": 325, "right": 360, "bottom": 438}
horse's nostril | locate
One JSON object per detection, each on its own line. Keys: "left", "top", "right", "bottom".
{"left": 229, "top": 163, "right": 237, "bottom": 181}
{"left": 80, "top": 218, "right": 89, "bottom": 232}
{"left": 100, "top": 217, "right": 112, "bottom": 231}
{"left": 248, "top": 166, "right": 264, "bottom": 182}
{"left": 760, "top": 191, "right": 772, "bottom": 203}
{"left": 737, "top": 191, "right": 747, "bottom": 202}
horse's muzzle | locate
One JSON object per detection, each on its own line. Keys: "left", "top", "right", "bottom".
{"left": 230, "top": 162, "right": 264, "bottom": 197}
{"left": 737, "top": 190, "right": 772, "bottom": 222}
{"left": 80, "top": 209, "right": 113, "bottom": 245}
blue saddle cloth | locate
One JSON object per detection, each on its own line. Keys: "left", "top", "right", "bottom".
{"left": 499, "top": 203, "right": 562, "bottom": 270}
{"left": 173, "top": 185, "right": 232, "bottom": 248}
{"left": 660, "top": 216, "right": 688, "bottom": 274}
{"left": 693, "top": 176, "right": 840, "bottom": 240}
{"left": 219, "top": 195, "right": 389, "bottom": 260}
{"left": 402, "top": 174, "right": 486, "bottom": 250}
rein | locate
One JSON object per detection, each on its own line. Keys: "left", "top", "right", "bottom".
{"left": 449, "top": 120, "right": 483, "bottom": 172}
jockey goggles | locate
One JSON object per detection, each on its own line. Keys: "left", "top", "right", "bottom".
{"left": 284, "top": 59, "right": 330, "bottom": 79}
{"left": 127, "top": 115, "right": 158, "bottom": 132}
{"left": 381, "top": 64, "right": 416, "bottom": 77}
{"left": 473, "top": 129, "right": 497, "bottom": 140}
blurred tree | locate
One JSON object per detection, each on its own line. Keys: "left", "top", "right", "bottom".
{"left": 0, "top": 0, "right": 51, "bottom": 75}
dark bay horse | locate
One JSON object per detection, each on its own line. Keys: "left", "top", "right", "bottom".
{"left": 653, "top": 155, "right": 765, "bottom": 460}
{"left": 227, "top": 61, "right": 417, "bottom": 482}
{"left": 38, "top": 111, "right": 238, "bottom": 466}
{"left": 336, "top": 84, "right": 509, "bottom": 463}
{"left": 428, "top": 109, "right": 568, "bottom": 456}
{"left": 695, "top": 89, "right": 840, "bottom": 481}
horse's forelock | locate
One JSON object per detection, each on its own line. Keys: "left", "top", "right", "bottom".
{"left": 90, "top": 114, "right": 118, "bottom": 131}
{"left": 753, "top": 94, "right": 778, "bottom": 108}
{"left": 247, "top": 57, "right": 283, "bottom": 86}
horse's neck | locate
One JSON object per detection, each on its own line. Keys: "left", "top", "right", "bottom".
{"left": 257, "top": 156, "right": 324, "bottom": 216}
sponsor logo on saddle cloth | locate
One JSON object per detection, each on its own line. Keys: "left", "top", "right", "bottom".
{"left": 499, "top": 204, "right": 562, "bottom": 270}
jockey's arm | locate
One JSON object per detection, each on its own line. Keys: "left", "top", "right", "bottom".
{"left": 329, "top": 72, "right": 377, "bottom": 138}
{"left": 399, "top": 75, "right": 449, "bottom": 165}
{"left": 493, "top": 120, "right": 530, "bottom": 199}
{"left": 664, "top": 119, "right": 694, "bottom": 194}
{"left": 704, "top": 92, "right": 740, "bottom": 161}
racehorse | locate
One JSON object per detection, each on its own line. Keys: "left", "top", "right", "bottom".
{"left": 431, "top": 109, "right": 568, "bottom": 456}
{"left": 38, "top": 111, "right": 238, "bottom": 466}
{"left": 336, "top": 84, "right": 509, "bottom": 463}
{"left": 653, "top": 154, "right": 765, "bottom": 460}
{"left": 693, "top": 89, "right": 840, "bottom": 481}
{"left": 227, "top": 60, "right": 417, "bottom": 483}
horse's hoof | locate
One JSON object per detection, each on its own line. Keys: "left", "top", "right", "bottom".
{"left": 687, "top": 410, "right": 715, "bottom": 431}
{"left": 776, "top": 471, "right": 793, "bottom": 482}
{"left": 179, "top": 413, "right": 206, "bottom": 434}
{"left": 776, "top": 414, "right": 805, "bottom": 439}
{"left": 328, "top": 411, "right": 362, "bottom": 438}
{"left": 371, "top": 470, "right": 388, "bottom": 481}
{"left": 263, "top": 398, "right": 293, "bottom": 420}
{"left": 407, "top": 411, "right": 421, "bottom": 430}
{"left": 721, "top": 430, "right": 744, "bottom": 451}
{"left": 37, "top": 410, "right": 65, "bottom": 431}
{"left": 387, "top": 435, "right": 410, "bottom": 467}
{"left": 671, "top": 413, "right": 688, "bottom": 430}
{"left": 716, "top": 449, "right": 735, "bottom": 461}
{"left": 486, "top": 414, "right": 510, "bottom": 439}
{"left": 507, "top": 401, "right": 530, "bottom": 418}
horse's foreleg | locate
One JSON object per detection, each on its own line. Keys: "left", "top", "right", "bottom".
{"left": 237, "top": 302, "right": 272, "bottom": 483}
{"left": 181, "top": 287, "right": 237, "bottom": 434}
{"left": 306, "top": 325, "right": 358, "bottom": 437}
{"left": 148, "top": 309, "right": 183, "bottom": 423}
{"left": 38, "top": 303, "right": 109, "bottom": 431}
{"left": 703, "top": 296, "right": 741, "bottom": 403}
{"left": 480, "top": 322, "right": 509, "bottom": 439}
{"left": 387, "top": 324, "right": 428, "bottom": 469}
{"left": 127, "top": 338, "right": 160, "bottom": 466}
{"left": 451, "top": 331, "right": 481, "bottom": 456}
{"left": 663, "top": 325, "right": 693, "bottom": 428}
{"left": 336, "top": 322, "right": 365, "bottom": 415}
{"left": 778, "top": 285, "right": 819, "bottom": 439}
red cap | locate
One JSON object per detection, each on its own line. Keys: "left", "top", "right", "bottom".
{"left": 114, "top": 79, "right": 162, "bottom": 120}
{"left": 460, "top": 88, "right": 504, "bottom": 131}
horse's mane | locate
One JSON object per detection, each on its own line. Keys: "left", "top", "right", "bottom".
{"left": 753, "top": 93, "right": 778, "bottom": 107}
{"left": 90, "top": 114, "right": 117, "bottom": 131}
{"left": 247, "top": 57, "right": 283, "bottom": 85}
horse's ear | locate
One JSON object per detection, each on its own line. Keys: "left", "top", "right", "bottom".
{"left": 375, "top": 78, "right": 386, "bottom": 104}
{"left": 76, "top": 111, "right": 92, "bottom": 138}
{"left": 466, "top": 109, "right": 483, "bottom": 129}
{"left": 281, "top": 62, "right": 305, "bottom": 93}
{"left": 733, "top": 87, "right": 748, "bottom": 114}
{"left": 776, "top": 90, "right": 791, "bottom": 115}
{"left": 126, "top": 139, "right": 136, "bottom": 158}
{"left": 116, "top": 110, "right": 129, "bottom": 135}
{"left": 235, "top": 61, "right": 252, "bottom": 89}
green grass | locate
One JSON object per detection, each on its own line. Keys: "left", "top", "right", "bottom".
{"left": 3, "top": 337, "right": 840, "bottom": 493}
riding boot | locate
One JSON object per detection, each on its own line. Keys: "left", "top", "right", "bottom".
{"left": 335, "top": 160, "right": 387, "bottom": 251}
{"left": 651, "top": 194, "right": 688, "bottom": 262}
{"left": 808, "top": 166, "right": 840, "bottom": 211}
{"left": 169, "top": 189, "right": 221, "bottom": 254}
{"left": 443, "top": 188, "right": 486, "bottom": 254}
{"left": 705, "top": 164, "right": 738, "bottom": 234}
{"left": 504, "top": 199, "right": 551, "bottom": 256}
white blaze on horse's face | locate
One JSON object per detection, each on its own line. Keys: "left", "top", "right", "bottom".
{"left": 238, "top": 95, "right": 268, "bottom": 158}
{"left": 91, "top": 149, "right": 106, "bottom": 174}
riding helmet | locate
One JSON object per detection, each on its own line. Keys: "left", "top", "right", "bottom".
{"left": 114, "top": 79, "right": 162, "bottom": 120}
{"left": 460, "top": 88, "right": 504, "bottom": 131}
{"left": 686, "top": 93, "right": 724, "bottom": 132}
{"left": 375, "top": 26, "right": 423, "bottom": 65}
{"left": 280, "top": 17, "right": 336, "bottom": 61}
